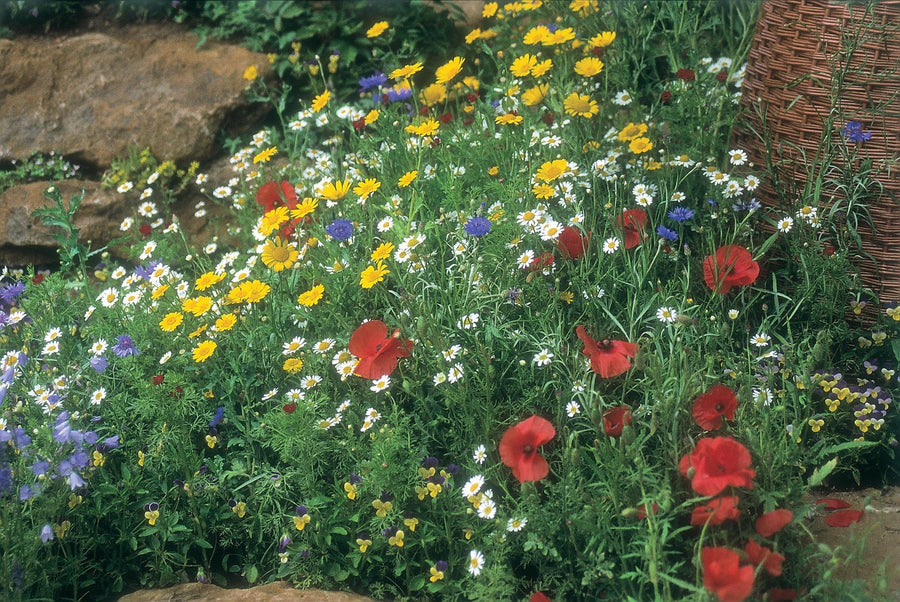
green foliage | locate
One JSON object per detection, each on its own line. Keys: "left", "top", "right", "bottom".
{"left": 0, "top": 151, "right": 81, "bottom": 194}
{"left": 2, "top": 1, "right": 898, "bottom": 600}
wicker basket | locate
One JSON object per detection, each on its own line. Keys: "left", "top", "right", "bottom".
{"left": 732, "top": 0, "right": 900, "bottom": 301}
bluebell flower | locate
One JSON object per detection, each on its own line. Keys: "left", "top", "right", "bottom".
{"left": 667, "top": 206, "right": 694, "bottom": 223}
{"left": 842, "top": 121, "right": 872, "bottom": 142}
{"left": 656, "top": 225, "right": 679, "bottom": 241}
{"left": 112, "top": 335, "right": 139, "bottom": 357}
{"left": 12, "top": 427, "right": 31, "bottom": 450}
{"left": 19, "top": 484, "right": 38, "bottom": 500}
{"left": 40, "top": 524, "right": 54, "bottom": 543}
{"left": 70, "top": 450, "right": 90, "bottom": 469}
{"left": 31, "top": 460, "right": 50, "bottom": 476}
{"left": 325, "top": 219, "right": 354, "bottom": 241}
{"left": 0, "top": 465, "right": 12, "bottom": 496}
{"left": 83, "top": 431, "right": 98, "bottom": 445}
{"left": 464, "top": 216, "right": 491, "bottom": 237}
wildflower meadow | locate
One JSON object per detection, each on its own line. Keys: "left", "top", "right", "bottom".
{"left": 1, "top": 1, "right": 898, "bottom": 600}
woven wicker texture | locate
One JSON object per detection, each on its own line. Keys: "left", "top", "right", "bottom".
{"left": 733, "top": 0, "right": 900, "bottom": 301}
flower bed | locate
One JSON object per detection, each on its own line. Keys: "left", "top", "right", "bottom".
{"left": 1, "top": 1, "right": 898, "bottom": 600}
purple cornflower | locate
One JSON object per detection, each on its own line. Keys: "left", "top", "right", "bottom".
{"left": 667, "top": 206, "right": 694, "bottom": 223}
{"left": 90, "top": 356, "right": 108, "bottom": 373}
{"left": 112, "top": 335, "right": 139, "bottom": 357}
{"left": 383, "top": 86, "right": 413, "bottom": 103}
{"left": 464, "top": 216, "right": 491, "bottom": 237}
{"left": 325, "top": 219, "right": 354, "bottom": 241}
{"left": 359, "top": 71, "right": 387, "bottom": 93}
{"left": 656, "top": 225, "right": 679, "bottom": 241}
{"left": 842, "top": 121, "right": 872, "bottom": 143}
{"left": 0, "top": 281, "right": 25, "bottom": 306}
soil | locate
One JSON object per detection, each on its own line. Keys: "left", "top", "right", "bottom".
{"left": 807, "top": 487, "right": 900, "bottom": 600}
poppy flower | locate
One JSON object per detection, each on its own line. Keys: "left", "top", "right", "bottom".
{"left": 679, "top": 437, "right": 755, "bottom": 496}
{"left": 703, "top": 245, "right": 759, "bottom": 294}
{"left": 529, "top": 251, "right": 555, "bottom": 272}
{"left": 691, "top": 496, "right": 740, "bottom": 526}
{"left": 349, "top": 320, "right": 414, "bottom": 379}
{"left": 256, "top": 181, "right": 298, "bottom": 213}
{"left": 754, "top": 509, "right": 792, "bottom": 537}
{"left": 702, "top": 547, "right": 755, "bottom": 602}
{"left": 557, "top": 226, "right": 590, "bottom": 259}
{"left": 603, "top": 405, "right": 632, "bottom": 437}
{"left": 499, "top": 415, "right": 556, "bottom": 483}
{"left": 824, "top": 508, "right": 864, "bottom": 527}
{"left": 617, "top": 208, "right": 647, "bottom": 249}
{"left": 530, "top": 593, "right": 552, "bottom": 602}
{"left": 283, "top": 403, "right": 297, "bottom": 414}
{"left": 815, "top": 498, "right": 851, "bottom": 511}
{"left": 636, "top": 502, "right": 659, "bottom": 519}
{"left": 744, "top": 539, "right": 785, "bottom": 577}
{"left": 692, "top": 385, "right": 738, "bottom": 430}
{"left": 576, "top": 325, "right": 638, "bottom": 378}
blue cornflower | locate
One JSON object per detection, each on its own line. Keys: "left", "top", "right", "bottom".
{"left": 464, "top": 216, "right": 491, "bottom": 237}
{"left": 656, "top": 225, "right": 679, "bottom": 241}
{"left": 209, "top": 406, "right": 225, "bottom": 428}
{"left": 112, "top": 335, "right": 139, "bottom": 358}
{"left": 325, "top": 219, "right": 354, "bottom": 241}
{"left": 383, "top": 86, "right": 413, "bottom": 103}
{"left": 842, "top": 121, "right": 872, "bottom": 143}
{"left": 359, "top": 71, "right": 387, "bottom": 93}
{"left": 667, "top": 206, "right": 694, "bottom": 223}
{"left": 90, "top": 356, "right": 108, "bottom": 374}
{"left": 732, "top": 198, "right": 762, "bottom": 213}
{"left": 0, "top": 281, "right": 25, "bottom": 306}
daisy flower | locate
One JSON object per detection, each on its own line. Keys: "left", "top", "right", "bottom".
{"left": 468, "top": 550, "right": 484, "bottom": 576}
{"left": 566, "top": 401, "right": 581, "bottom": 417}
{"left": 656, "top": 307, "right": 677, "bottom": 323}
{"left": 473, "top": 444, "right": 487, "bottom": 464}
{"left": 370, "top": 375, "right": 391, "bottom": 392}
{"left": 461, "top": 475, "right": 485, "bottom": 498}
{"left": 751, "top": 332, "right": 771, "bottom": 347}
{"left": 533, "top": 349, "right": 553, "bottom": 366}
{"left": 507, "top": 517, "right": 528, "bottom": 532}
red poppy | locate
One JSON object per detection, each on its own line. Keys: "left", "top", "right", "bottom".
{"left": 767, "top": 588, "right": 799, "bottom": 601}
{"left": 348, "top": 320, "right": 414, "bottom": 379}
{"left": 824, "top": 508, "right": 864, "bottom": 527}
{"left": 691, "top": 496, "right": 740, "bottom": 526}
{"left": 616, "top": 208, "right": 647, "bottom": 249}
{"left": 679, "top": 437, "right": 755, "bottom": 496}
{"left": 152, "top": 374, "right": 165, "bottom": 386}
{"left": 676, "top": 68, "right": 695, "bottom": 82}
{"left": 557, "top": 226, "right": 590, "bottom": 259}
{"left": 256, "top": 181, "right": 298, "bottom": 213}
{"left": 529, "top": 251, "right": 555, "bottom": 272}
{"left": 530, "top": 593, "right": 552, "bottom": 602}
{"left": 660, "top": 91, "right": 673, "bottom": 103}
{"left": 744, "top": 539, "right": 785, "bottom": 577}
{"left": 703, "top": 245, "right": 759, "bottom": 294}
{"left": 575, "top": 325, "right": 638, "bottom": 378}
{"left": 637, "top": 502, "right": 659, "bottom": 520}
{"left": 283, "top": 403, "right": 297, "bottom": 414}
{"left": 702, "top": 547, "right": 755, "bottom": 602}
{"left": 603, "top": 405, "right": 632, "bottom": 437}
{"left": 499, "top": 415, "right": 556, "bottom": 483}
{"left": 754, "top": 509, "right": 792, "bottom": 538}
{"left": 815, "top": 498, "right": 851, "bottom": 511}
{"left": 692, "top": 385, "right": 738, "bottom": 430}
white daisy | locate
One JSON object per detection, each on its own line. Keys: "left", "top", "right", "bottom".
{"left": 473, "top": 444, "right": 487, "bottom": 464}
{"left": 656, "top": 307, "right": 677, "bottom": 323}
{"left": 566, "top": 401, "right": 581, "bottom": 417}
{"left": 533, "top": 349, "right": 554, "bottom": 366}
{"left": 468, "top": 550, "right": 484, "bottom": 576}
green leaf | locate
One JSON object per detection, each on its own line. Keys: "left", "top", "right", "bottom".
{"left": 409, "top": 574, "right": 426, "bottom": 591}
{"left": 807, "top": 457, "right": 837, "bottom": 488}
{"left": 245, "top": 565, "right": 259, "bottom": 583}
{"left": 817, "top": 440, "right": 877, "bottom": 459}
{"left": 195, "top": 538, "right": 214, "bottom": 549}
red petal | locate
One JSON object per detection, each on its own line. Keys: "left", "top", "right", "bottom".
{"left": 815, "top": 498, "right": 851, "bottom": 511}
{"left": 499, "top": 415, "right": 555, "bottom": 483}
{"left": 349, "top": 320, "right": 388, "bottom": 358}
{"left": 530, "top": 592, "right": 552, "bottom": 602}
{"left": 755, "top": 509, "right": 793, "bottom": 538}
{"left": 824, "top": 509, "right": 864, "bottom": 527}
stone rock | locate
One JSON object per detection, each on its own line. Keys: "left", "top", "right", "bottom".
{"left": 0, "top": 23, "right": 272, "bottom": 170}
{"left": 0, "top": 180, "right": 126, "bottom": 267}
{"left": 117, "top": 582, "right": 376, "bottom": 602}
